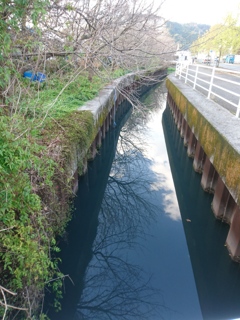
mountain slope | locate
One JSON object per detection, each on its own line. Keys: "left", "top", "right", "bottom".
{"left": 166, "top": 21, "right": 210, "bottom": 49}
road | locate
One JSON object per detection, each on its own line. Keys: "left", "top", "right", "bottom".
{"left": 218, "top": 62, "right": 240, "bottom": 72}
{"left": 185, "top": 63, "right": 240, "bottom": 115}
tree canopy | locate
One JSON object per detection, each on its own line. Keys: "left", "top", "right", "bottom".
{"left": 191, "top": 13, "right": 240, "bottom": 58}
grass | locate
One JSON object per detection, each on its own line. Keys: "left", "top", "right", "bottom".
{"left": 18, "top": 72, "right": 106, "bottom": 119}
{"left": 16, "top": 67, "right": 141, "bottom": 121}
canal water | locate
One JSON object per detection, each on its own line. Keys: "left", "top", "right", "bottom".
{"left": 46, "top": 83, "right": 240, "bottom": 320}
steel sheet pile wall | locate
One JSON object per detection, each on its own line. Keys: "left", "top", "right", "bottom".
{"left": 166, "top": 74, "right": 240, "bottom": 262}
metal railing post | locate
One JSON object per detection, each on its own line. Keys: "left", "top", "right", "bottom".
{"left": 236, "top": 98, "right": 240, "bottom": 118}
{"left": 179, "top": 63, "right": 182, "bottom": 79}
{"left": 207, "top": 66, "right": 216, "bottom": 99}
{"left": 176, "top": 64, "right": 240, "bottom": 116}
{"left": 175, "top": 62, "right": 178, "bottom": 76}
{"left": 193, "top": 65, "right": 199, "bottom": 89}
{"left": 185, "top": 64, "right": 189, "bottom": 83}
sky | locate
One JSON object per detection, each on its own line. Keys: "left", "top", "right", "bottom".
{"left": 160, "top": 0, "right": 240, "bottom": 25}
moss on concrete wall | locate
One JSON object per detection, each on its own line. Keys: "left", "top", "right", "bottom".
{"left": 166, "top": 77, "right": 240, "bottom": 206}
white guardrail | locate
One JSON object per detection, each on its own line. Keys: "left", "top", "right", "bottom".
{"left": 175, "top": 62, "right": 240, "bottom": 118}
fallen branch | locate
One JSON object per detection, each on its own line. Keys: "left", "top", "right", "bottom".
{"left": 0, "top": 285, "right": 27, "bottom": 320}
{"left": 0, "top": 227, "right": 14, "bottom": 233}
{"left": 0, "top": 300, "right": 28, "bottom": 311}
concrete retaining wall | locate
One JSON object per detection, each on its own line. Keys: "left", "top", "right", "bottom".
{"left": 68, "top": 68, "right": 167, "bottom": 192}
{"left": 166, "top": 73, "right": 240, "bottom": 262}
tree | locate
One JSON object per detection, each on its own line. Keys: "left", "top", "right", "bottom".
{"left": 191, "top": 12, "right": 240, "bottom": 59}
{"left": 40, "top": 0, "right": 175, "bottom": 73}
{"left": 1, "top": 0, "right": 175, "bottom": 114}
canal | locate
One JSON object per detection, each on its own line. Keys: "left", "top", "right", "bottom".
{"left": 46, "top": 83, "right": 240, "bottom": 320}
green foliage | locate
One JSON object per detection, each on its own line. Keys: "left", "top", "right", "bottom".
{"left": 0, "top": 0, "right": 49, "bottom": 92}
{"left": 0, "top": 0, "right": 162, "bottom": 318}
{"left": 0, "top": 65, "right": 101, "bottom": 317}
{"left": 0, "top": 3, "right": 136, "bottom": 318}
{"left": 166, "top": 21, "right": 210, "bottom": 49}
{"left": 191, "top": 13, "right": 240, "bottom": 56}
{"left": 42, "top": 110, "right": 95, "bottom": 169}
{"left": 167, "top": 67, "right": 175, "bottom": 74}
{"left": 112, "top": 68, "right": 129, "bottom": 78}
{"left": 18, "top": 73, "right": 104, "bottom": 118}
{"left": 0, "top": 114, "right": 65, "bottom": 317}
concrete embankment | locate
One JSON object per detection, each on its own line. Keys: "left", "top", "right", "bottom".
{"left": 166, "top": 73, "right": 240, "bottom": 262}
{"left": 66, "top": 68, "right": 167, "bottom": 192}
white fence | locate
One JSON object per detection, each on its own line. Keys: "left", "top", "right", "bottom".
{"left": 175, "top": 62, "right": 240, "bottom": 118}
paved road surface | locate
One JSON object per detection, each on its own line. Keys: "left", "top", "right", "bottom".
{"left": 218, "top": 63, "right": 240, "bottom": 72}
{"left": 185, "top": 63, "right": 240, "bottom": 116}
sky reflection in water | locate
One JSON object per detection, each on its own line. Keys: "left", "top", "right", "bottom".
{"left": 47, "top": 84, "right": 202, "bottom": 320}
{"left": 74, "top": 85, "right": 202, "bottom": 320}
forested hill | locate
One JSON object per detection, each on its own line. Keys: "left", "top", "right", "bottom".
{"left": 166, "top": 21, "right": 210, "bottom": 49}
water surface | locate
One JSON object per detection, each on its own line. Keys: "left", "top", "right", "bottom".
{"left": 46, "top": 84, "right": 240, "bottom": 320}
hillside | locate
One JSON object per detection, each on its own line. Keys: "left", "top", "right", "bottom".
{"left": 166, "top": 21, "right": 210, "bottom": 49}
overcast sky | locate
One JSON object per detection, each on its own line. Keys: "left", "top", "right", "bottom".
{"left": 160, "top": 0, "right": 240, "bottom": 25}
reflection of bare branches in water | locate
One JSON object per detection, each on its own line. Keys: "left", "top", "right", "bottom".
{"left": 102, "top": 156, "right": 158, "bottom": 234}
{"left": 74, "top": 88, "right": 168, "bottom": 319}
{"left": 75, "top": 221, "right": 165, "bottom": 320}
{"left": 146, "top": 83, "right": 168, "bottom": 109}
{"left": 105, "top": 87, "right": 168, "bottom": 227}
{"left": 103, "top": 115, "right": 162, "bottom": 232}
{"left": 118, "top": 77, "right": 167, "bottom": 119}
{"left": 118, "top": 84, "right": 167, "bottom": 156}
